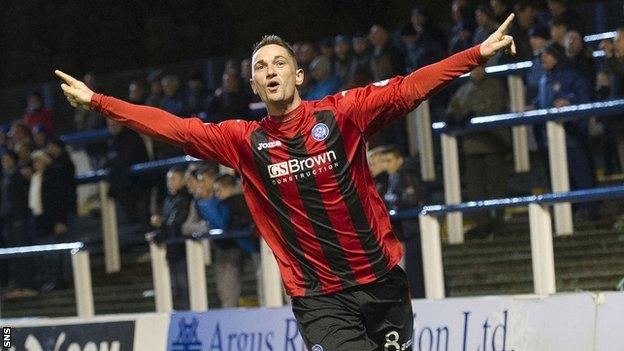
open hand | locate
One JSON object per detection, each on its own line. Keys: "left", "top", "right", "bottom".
{"left": 480, "top": 14, "right": 517, "bottom": 59}
{"left": 54, "top": 70, "right": 94, "bottom": 110}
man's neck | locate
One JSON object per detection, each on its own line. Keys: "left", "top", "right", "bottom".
{"left": 266, "top": 94, "right": 303, "bottom": 117}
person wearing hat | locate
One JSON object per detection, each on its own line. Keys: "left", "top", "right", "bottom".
{"left": 534, "top": 43, "right": 598, "bottom": 220}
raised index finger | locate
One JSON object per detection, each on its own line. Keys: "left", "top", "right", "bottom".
{"left": 54, "top": 70, "right": 78, "bottom": 85}
{"left": 497, "top": 13, "right": 515, "bottom": 34}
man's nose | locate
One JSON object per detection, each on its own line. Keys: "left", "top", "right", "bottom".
{"left": 266, "top": 64, "right": 276, "bottom": 77}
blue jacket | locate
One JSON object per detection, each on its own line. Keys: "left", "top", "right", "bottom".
{"left": 535, "top": 63, "right": 591, "bottom": 148}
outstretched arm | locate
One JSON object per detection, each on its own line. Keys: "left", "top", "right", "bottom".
{"left": 55, "top": 70, "right": 246, "bottom": 169}
{"left": 339, "top": 14, "right": 516, "bottom": 135}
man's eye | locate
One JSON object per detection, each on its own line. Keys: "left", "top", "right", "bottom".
{"left": 276, "top": 61, "right": 285, "bottom": 67}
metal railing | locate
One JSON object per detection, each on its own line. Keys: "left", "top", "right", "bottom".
{"left": 0, "top": 242, "right": 94, "bottom": 317}
{"left": 432, "top": 99, "right": 624, "bottom": 243}
{"left": 392, "top": 185, "right": 624, "bottom": 299}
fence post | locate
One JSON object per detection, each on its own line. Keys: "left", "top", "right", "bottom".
{"left": 419, "top": 214, "right": 445, "bottom": 299}
{"left": 528, "top": 203, "right": 557, "bottom": 294}
{"left": 201, "top": 238, "right": 212, "bottom": 265}
{"left": 507, "top": 75, "right": 531, "bottom": 173}
{"left": 414, "top": 100, "right": 436, "bottom": 181}
{"left": 71, "top": 249, "right": 94, "bottom": 317}
{"left": 98, "top": 181, "right": 121, "bottom": 273}
{"left": 441, "top": 133, "right": 464, "bottom": 243}
{"left": 150, "top": 242, "right": 173, "bottom": 312}
{"left": 546, "top": 121, "right": 574, "bottom": 235}
{"left": 260, "top": 238, "right": 283, "bottom": 307}
{"left": 186, "top": 239, "right": 208, "bottom": 311}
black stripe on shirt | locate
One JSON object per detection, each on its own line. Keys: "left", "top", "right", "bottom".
{"left": 314, "top": 110, "right": 390, "bottom": 278}
{"left": 250, "top": 128, "right": 319, "bottom": 294}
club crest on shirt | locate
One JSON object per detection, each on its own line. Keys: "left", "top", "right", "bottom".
{"left": 311, "top": 345, "right": 324, "bottom": 351}
{"left": 311, "top": 123, "right": 329, "bottom": 141}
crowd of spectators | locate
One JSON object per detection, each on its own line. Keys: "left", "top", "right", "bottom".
{"left": 3, "top": 0, "right": 624, "bottom": 302}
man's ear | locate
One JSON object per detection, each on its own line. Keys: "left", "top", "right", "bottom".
{"left": 249, "top": 78, "right": 258, "bottom": 95}
{"left": 295, "top": 68, "right": 305, "bottom": 86}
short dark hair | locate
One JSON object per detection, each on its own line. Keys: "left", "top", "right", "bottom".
{"left": 252, "top": 35, "right": 297, "bottom": 64}
{"left": 214, "top": 173, "right": 238, "bottom": 188}
{"left": 380, "top": 145, "right": 403, "bottom": 159}
{"left": 196, "top": 164, "right": 218, "bottom": 179}
{"left": 549, "top": 16, "right": 570, "bottom": 29}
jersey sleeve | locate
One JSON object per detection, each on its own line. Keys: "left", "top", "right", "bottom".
{"left": 332, "top": 45, "right": 486, "bottom": 136}
{"left": 91, "top": 94, "right": 247, "bottom": 170}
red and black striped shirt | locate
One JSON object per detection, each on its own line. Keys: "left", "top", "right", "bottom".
{"left": 91, "top": 46, "right": 484, "bottom": 296}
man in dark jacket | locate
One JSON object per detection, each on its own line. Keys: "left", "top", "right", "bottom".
{"left": 105, "top": 119, "right": 150, "bottom": 230}
{"left": 1, "top": 150, "right": 37, "bottom": 298}
{"left": 535, "top": 43, "right": 597, "bottom": 218}
{"left": 147, "top": 165, "right": 192, "bottom": 310}
{"left": 46, "top": 139, "right": 77, "bottom": 222}
{"left": 380, "top": 146, "right": 426, "bottom": 298}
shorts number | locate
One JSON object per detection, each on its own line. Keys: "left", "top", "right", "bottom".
{"left": 384, "top": 331, "right": 400, "bottom": 351}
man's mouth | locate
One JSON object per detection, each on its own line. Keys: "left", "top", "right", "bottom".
{"left": 267, "top": 81, "right": 280, "bottom": 92}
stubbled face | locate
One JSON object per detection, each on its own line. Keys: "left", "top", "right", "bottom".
{"left": 250, "top": 44, "right": 304, "bottom": 106}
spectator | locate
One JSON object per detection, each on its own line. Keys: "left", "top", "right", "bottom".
{"left": 402, "top": 6, "right": 447, "bottom": 73}
{"left": 595, "top": 71, "right": 620, "bottom": 175}
{"left": 547, "top": 0, "right": 583, "bottom": 30}
{"left": 565, "top": 29, "right": 595, "bottom": 88}
{"left": 185, "top": 73, "right": 209, "bottom": 117}
{"left": 319, "top": 37, "right": 335, "bottom": 63}
{"left": 446, "top": 65, "right": 510, "bottom": 231}
{"left": 160, "top": 75, "right": 186, "bottom": 115}
{"left": 146, "top": 165, "right": 192, "bottom": 310}
{"left": 0, "top": 126, "right": 9, "bottom": 150}
{"left": 145, "top": 70, "right": 163, "bottom": 107}
{"left": 549, "top": 16, "right": 570, "bottom": 47}
{"left": 473, "top": 5, "right": 498, "bottom": 46}
{"left": 128, "top": 80, "right": 147, "bottom": 105}
{"left": 450, "top": 0, "right": 476, "bottom": 55}
{"left": 14, "top": 141, "right": 34, "bottom": 172}
{"left": 182, "top": 166, "right": 211, "bottom": 237}
{"left": 490, "top": 0, "right": 512, "bottom": 24}
{"left": 600, "top": 28, "right": 624, "bottom": 174}
{"left": 240, "top": 58, "right": 260, "bottom": 103}
{"left": 74, "top": 72, "right": 104, "bottom": 131}
{"left": 449, "top": 19, "right": 476, "bottom": 55}
{"left": 508, "top": 1, "right": 539, "bottom": 61}
{"left": 379, "top": 146, "right": 425, "bottom": 298}
{"left": 104, "top": 119, "right": 150, "bottom": 230}
{"left": 333, "top": 35, "right": 357, "bottom": 89}
{"left": 22, "top": 92, "right": 54, "bottom": 136}
{"left": 10, "top": 121, "right": 33, "bottom": 149}
{"left": 46, "top": 138, "right": 77, "bottom": 222}
{"left": 368, "top": 24, "right": 408, "bottom": 151}
{"left": 207, "top": 69, "right": 251, "bottom": 122}
{"left": 348, "top": 33, "right": 374, "bottom": 88}
{"left": 304, "top": 55, "right": 341, "bottom": 100}
{"left": 194, "top": 169, "right": 236, "bottom": 307}
{"left": 32, "top": 124, "right": 48, "bottom": 150}
{"left": 367, "top": 145, "right": 390, "bottom": 195}
{"left": 410, "top": 5, "right": 447, "bottom": 58}
{"left": 1, "top": 150, "right": 37, "bottom": 298}
{"left": 296, "top": 42, "right": 318, "bottom": 71}
{"left": 29, "top": 150, "right": 70, "bottom": 291}
{"left": 535, "top": 43, "right": 597, "bottom": 219}
{"left": 197, "top": 173, "right": 257, "bottom": 308}
{"left": 526, "top": 25, "right": 551, "bottom": 104}
{"left": 368, "top": 24, "right": 405, "bottom": 81}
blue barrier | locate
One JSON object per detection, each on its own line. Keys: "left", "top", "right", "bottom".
{"left": 432, "top": 99, "right": 624, "bottom": 135}
{"left": 60, "top": 128, "right": 110, "bottom": 145}
{"left": 0, "top": 242, "right": 86, "bottom": 259}
{"left": 391, "top": 185, "right": 624, "bottom": 220}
